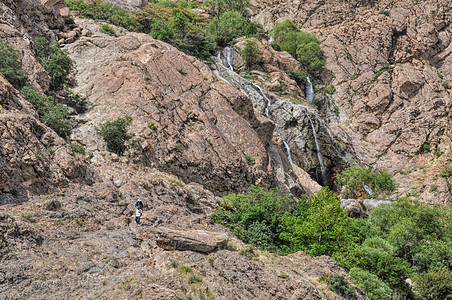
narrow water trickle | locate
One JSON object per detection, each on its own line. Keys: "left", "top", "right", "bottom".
{"left": 251, "top": 82, "right": 271, "bottom": 119}
{"left": 304, "top": 109, "right": 326, "bottom": 182}
{"left": 305, "top": 77, "right": 314, "bottom": 103}
{"left": 283, "top": 140, "right": 294, "bottom": 165}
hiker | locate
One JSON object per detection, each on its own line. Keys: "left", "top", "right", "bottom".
{"left": 135, "top": 207, "right": 142, "bottom": 225}
{"left": 135, "top": 199, "right": 143, "bottom": 210}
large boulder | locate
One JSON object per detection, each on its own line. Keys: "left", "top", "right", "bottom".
{"left": 154, "top": 227, "right": 229, "bottom": 253}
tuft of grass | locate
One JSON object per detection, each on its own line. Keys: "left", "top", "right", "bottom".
{"left": 245, "top": 154, "right": 254, "bottom": 166}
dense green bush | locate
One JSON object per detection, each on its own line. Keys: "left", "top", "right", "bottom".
{"left": 98, "top": 116, "right": 133, "bottom": 156}
{"left": 211, "top": 185, "right": 291, "bottom": 251}
{"left": 413, "top": 270, "right": 452, "bottom": 300}
{"left": 212, "top": 184, "right": 450, "bottom": 299}
{"left": 35, "top": 37, "right": 74, "bottom": 91}
{"left": 241, "top": 40, "right": 263, "bottom": 69}
{"left": 286, "top": 68, "right": 308, "bottom": 85}
{"left": 349, "top": 268, "right": 392, "bottom": 300}
{"left": 280, "top": 187, "right": 354, "bottom": 256}
{"left": 206, "top": 11, "right": 249, "bottom": 47}
{"left": 204, "top": 0, "right": 249, "bottom": 18}
{"left": 21, "top": 87, "right": 72, "bottom": 138}
{"left": 0, "top": 39, "right": 27, "bottom": 89}
{"left": 335, "top": 166, "right": 396, "bottom": 197}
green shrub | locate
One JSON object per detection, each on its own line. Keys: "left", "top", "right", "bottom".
{"left": 323, "top": 84, "right": 336, "bottom": 95}
{"left": 100, "top": 24, "right": 117, "bottom": 36}
{"left": 21, "top": 87, "right": 72, "bottom": 138}
{"left": 335, "top": 166, "right": 396, "bottom": 197}
{"left": 286, "top": 68, "right": 308, "bottom": 85}
{"left": 204, "top": 0, "right": 250, "bottom": 18}
{"left": 413, "top": 270, "right": 452, "bottom": 300}
{"left": 414, "top": 240, "right": 451, "bottom": 273}
{"left": 279, "top": 188, "right": 354, "bottom": 256}
{"left": 439, "top": 164, "right": 452, "bottom": 178}
{"left": 244, "top": 22, "right": 259, "bottom": 37}
{"left": 241, "top": 39, "right": 263, "bottom": 69}
{"left": 296, "top": 42, "right": 324, "bottom": 76}
{"left": 206, "top": 11, "right": 248, "bottom": 47}
{"left": 270, "top": 20, "right": 323, "bottom": 77}
{"left": 211, "top": 186, "right": 291, "bottom": 250}
{"left": 349, "top": 267, "right": 392, "bottom": 300}
{"left": 70, "top": 143, "right": 86, "bottom": 154}
{"left": 35, "top": 37, "right": 73, "bottom": 91}
{"left": 0, "top": 39, "right": 27, "bottom": 89}
{"left": 239, "top": 246, "right": 257, "bottom": 259}
{"left": 65, "top": 91, "right": 88, "bottom": 113}
{"left": 434, "top": 147, "right": 444, "bottom": 158}
{"left": 98, "top": 116, "right": 133, "bottom": 156}
{"left": 326, "top": 274, "right": 357, "bottom": 299}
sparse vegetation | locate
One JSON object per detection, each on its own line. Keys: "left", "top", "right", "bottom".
{"left": 323, "top": 84, "right": 336, "bottom": 95}
{"left": 70, "top": 143, "right": 86, "bottom": 154}
{"left": 100, "top": 24, "right": 117, "bottom": 36}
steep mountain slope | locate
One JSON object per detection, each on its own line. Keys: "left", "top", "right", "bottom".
{"left": 250, "top": 0, "right": 452, "bottom": 203}
{"left": 0, "top": 1, "right": 366, "bottom": 299}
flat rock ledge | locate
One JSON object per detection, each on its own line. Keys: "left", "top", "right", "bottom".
{"left": 155, "top": 227, "right": 229, "bottom": 253}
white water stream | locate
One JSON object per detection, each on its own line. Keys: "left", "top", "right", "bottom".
{"left": 304, "top": 109, "right": 326, "bottom": 182}
{"left": 305, "top": 77, "right": 314, "bottom": 103}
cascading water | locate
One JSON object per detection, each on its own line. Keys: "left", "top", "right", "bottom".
{"left": 304, "top": 109, "right": 327, "bottom": 182}
{"left": 252, "top": 82, "right": 295, "bottom": 165}
{"left": 251, "top": 82, "right": 271, "bottom": 119}
{"left": 224, "top": 46, "right": 234, "bottom": 71}
{"left": 269, "top": 36, "right": 274, "bottom": 43}
{"left": 283, "top": 140, "right": 294, "bottom": 165}
{"left": 213, "top": 53, "right": 296, "bottom": 165}
{"left": 305, "top": 77, "right": 314, "bottom": 103}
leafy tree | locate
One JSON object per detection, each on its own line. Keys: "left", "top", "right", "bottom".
{"left": 35, "top": 37, "right": 73, "bottom": 91}
{"left": 279, "top": 187, "right": 354, "bottom": 256}
{"left": 204, "top": 0, "right": 250, "bottom": 18}
{"left": 349, "top": 267, "right": 392, "bottom": 300}
{"left": 335, "top": 166, "right": 396, "bottom": 197}
{"left": 206, "top": 10, "right": 249, "bottom": 46}
{"left": 98, "top": 116, "right": 133, "bottom": 156}
{"left": 0, "top": 39, "right": 27, "bottom": 89}
{"left": 211, "top": 186, "right": 292, "bottom": 250}
{"left": 297, "top": 42, "right": 324, "bottom": 75}
{"left": 241, "top": 39, "right": 263, "bottom": 69}
{"left": 270, "top": 19, "right": 324, "bottom": 77}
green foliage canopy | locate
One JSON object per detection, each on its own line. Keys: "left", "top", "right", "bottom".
{"left": 0, "top": 39, "right": 27, "bottom": 89}
{"left": 35, "top": 37, "right": 74, "bottom": 91}
{"left": 98, "top": 116, "right": 133, "bottom": 156}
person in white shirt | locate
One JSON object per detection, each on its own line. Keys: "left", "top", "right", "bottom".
{"left": 135, "top": 208, "right": 142, "bottom": 225}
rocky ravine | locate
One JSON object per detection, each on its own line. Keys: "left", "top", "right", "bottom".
{"left": 0, "top": 1, "right": 364, "bottom": 299}
{"left": 250, "top": 0, "right": 452, "bottom": 203}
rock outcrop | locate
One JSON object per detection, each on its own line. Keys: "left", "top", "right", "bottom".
{"left": 154, "top": 227, "right": 229, "bottom": 253}
{"left": 250, "top": 0, "right": 452, "bottom": 203}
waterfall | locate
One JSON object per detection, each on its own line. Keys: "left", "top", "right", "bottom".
{"left": 214, "top": 50, "right": 295, "bottom": 165}
{"left": 305, "top": 77, "right": 314, "bottom": 103}
{"left": 269, "top": 36, "right": 274, "bottom": 43}
{"left": 304, "top": 109, "right": 326, "bottom": 182}
{"left": 283, "top": 140, "right": 294, "bottom": 165}
{"left": 224, "top": 46, "right": 234, "bottom": 71}
{"left": 251, "top": 82, "right": 271, "bottom": 119}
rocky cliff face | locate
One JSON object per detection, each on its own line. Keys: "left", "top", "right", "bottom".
{"left": 0, "top": 1, "right": 360, "bottom": 299}
{"left": 250, "top": 0, "right": 452, "bottom": 203}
